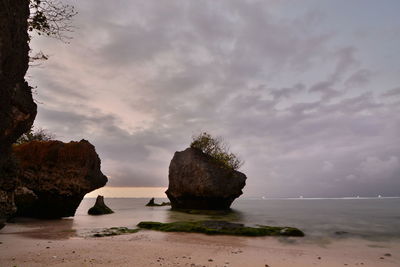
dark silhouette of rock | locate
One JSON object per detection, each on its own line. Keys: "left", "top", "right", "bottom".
{"left": 0, "top": 0, "right": 37, "bottom": 222}
{"left": 166, "top": 148, "right": 247, "bottom": 210}
{"left": 146, "top": 197, "right": 156, "bottom": 206}
{"left": 88, "top": 195, "right": 113, "bottom": 215}
{"left": 12, "top": 140, "right": 108, "bottom": 218}
{"left": 14, "top": 186, "right": 38, "bottom": 216}
{"left": 145, "top": 197, "right": 171, "bottom": 207}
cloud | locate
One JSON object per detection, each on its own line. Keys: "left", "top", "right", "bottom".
{"left": 28, "top": 0, "right": 400, "bottom": 197}
{"left": 269, "top": 83, "right": 306, "bottom": 100}
{"left": 382, "top": 87, "right": 400, "bottom": 98}
{"left": 322, "top": 161, "right": 334, "bottom": 172}
{"left": 359, "top": 156, "right": 399, "bottom": 178}
{"left": 344, "top": 69, "right": 372, "bottom": 88}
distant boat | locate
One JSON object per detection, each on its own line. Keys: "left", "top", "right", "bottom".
{"left": 261, "top": 196, "right": 266, "bottom": 200}
{"left": 378, "top": 195, "right": 382, "bottom": 198}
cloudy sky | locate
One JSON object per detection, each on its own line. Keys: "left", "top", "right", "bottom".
{"left": 28, "top": 0, "right": 400, "bottom": 198}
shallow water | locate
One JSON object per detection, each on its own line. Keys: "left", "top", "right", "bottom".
{"left": 4, "top": 198, "right": 400, "bottom": 241}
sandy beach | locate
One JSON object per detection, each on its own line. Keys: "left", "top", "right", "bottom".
{"left": 1, "top": 224, "right": 399, "bottom": 267}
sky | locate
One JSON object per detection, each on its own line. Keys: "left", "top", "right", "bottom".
{"left": 28, "top": 0, "right": 400, "bottom": 198}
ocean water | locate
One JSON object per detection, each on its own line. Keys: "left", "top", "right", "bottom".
{"left": 6, "top": 198, "right": 400, "bottom": 241}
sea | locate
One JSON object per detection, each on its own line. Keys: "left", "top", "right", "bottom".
{"left": 5, "top": 198, "right": 400, "bottom": 242}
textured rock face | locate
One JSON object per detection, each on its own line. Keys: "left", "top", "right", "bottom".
{"left": 13, "top": 140, "right": 108, "bottom": 218}
{"left": 0, "top": 0, "right": 37, "bottom": 220}
{"left": 145, "top": 197, "right": 171, "bottom": 207}
{"left": 88, "top": 195, "right": 113, "bottom": 215}
{"left": 14, "top": 186, "right": 38, "bottom": 216}
{"left": 166, "top": 148, "right": 247, "bottom": 210}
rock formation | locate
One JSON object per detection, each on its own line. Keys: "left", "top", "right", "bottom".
{"left": 145, "top": 197, "right": 171, "bottom": 207}
{"left": 166, "top": 148, "right": 247, "bottom": 210}
{"left": 12, "top": 140, "right": 108, "bottom": 218}
{"left": 0, "top": 0, "right": 37, "bottom": 222}
{"left": 14, "top": 186, "right": 38, "bottom": 216}
{"left": 88, "top": 195, "right": 113, "bottom": 215}
{"left": 146, "top": 197, "right": 156, "bottom": 206}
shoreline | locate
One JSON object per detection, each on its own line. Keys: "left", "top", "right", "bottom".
{"left": 1, "top": 224, "right": 399, "bottom": 267}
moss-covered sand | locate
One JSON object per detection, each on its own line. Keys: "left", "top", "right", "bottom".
{"left": 92, "top": 227, "right": 139, "bottom": 237}
{"left": 137, "top": 220, "right": 304, "bottom": 237}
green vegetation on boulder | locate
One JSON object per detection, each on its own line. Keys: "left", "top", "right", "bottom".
{"left": 190, "top": 132, "right": 243, "bottom": 170}
{"left": 137, "top": 220, "right": 304, "bottom": 237}
{"left": 15, "top": 126, "right": 54, "bottom": 145}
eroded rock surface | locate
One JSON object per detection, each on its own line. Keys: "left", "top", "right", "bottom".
{"left": 145, "top": 198, "right": 171, "bottom": 207}
{"left": 14, "top": 186, "right": 38, "bottom": 216}
{"left": 0, "top": 0, "right": 37, "bottom": 220}
{"left": 166, "top": 148, "right": 246, "bottom": 210}
{"left": 13, "top": 140, "right": 107, "bottom": 218}
{"left": 88, "top": 195, "right": 113, "bottom": 215}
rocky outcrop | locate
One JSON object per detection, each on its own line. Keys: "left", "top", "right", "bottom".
{"left": 12, "top": 140, "right": 108, "bottom": 218}
{"left": 88, "top": 195, "right": 113, "bottom": 215}
{"left": 14, "top": 186, "right": 38, "bottom": 216}
{"left": 145, "top": 197, "right": 171, "bottom": 207}
{"left": 166, "top": 148, "right": 247, "bottom": 210}
{"left": 0, "top": 0, "right": 37, "bottom": 221}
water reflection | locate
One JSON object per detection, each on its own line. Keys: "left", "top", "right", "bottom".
{"left": 166, "top": 208, "right": 244, "bottom": 223}
{"left": 3, "top": 217, "right": 75, "bottom": 240}
{"left": 3, "top": 198, "right": 399, "bottom": 243}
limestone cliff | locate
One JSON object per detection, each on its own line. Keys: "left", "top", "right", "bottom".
{"left": 0, "top": 0, "right": 37, "bottom": 223}
{"left": 13, "top": 140, "right": 108, "bottom": 218}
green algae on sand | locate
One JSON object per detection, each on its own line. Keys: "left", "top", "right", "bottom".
{"left": 92, "top": 227, "right": 139, "bottom": 237}
{"left": 137, "top": 220, "right": 304, "bottom": 237}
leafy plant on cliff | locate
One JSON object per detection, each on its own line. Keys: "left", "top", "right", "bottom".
{"left": 27, "top": 0, "right": 77, "bottom": 65}
{"left": 15, "top": 126, "right": 55, "bottom": 145}
{"left": 190, "top": 132, "right": 243, "bottom": 170}
{"left": 28, "top": 0, "right": 77, "bottom": 41}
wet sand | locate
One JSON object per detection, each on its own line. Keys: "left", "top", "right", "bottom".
{"left": 1, "top": 224, "right": 399, "bottom": 267}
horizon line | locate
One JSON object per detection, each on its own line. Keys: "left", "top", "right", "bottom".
{"left": 84, "top": 196, "right": 400, "bottom": 199}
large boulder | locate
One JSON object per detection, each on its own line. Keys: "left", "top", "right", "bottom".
{"left": 166, "top": 148, "right": 247, "bottom": 210}
{"left": 88, "top": 195, "right": 113, "bottom": 215}
{"left": 145, "top": 197, "right": 171, "bottom": 207}
{"left": 0, "top": 0, "right": 37, "bottom": 221}
{"left": 12, "top": 140, "right": 108, "bottom": 218}
{"left": 14, "top": 186, "right": 38, "bottom": 216}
